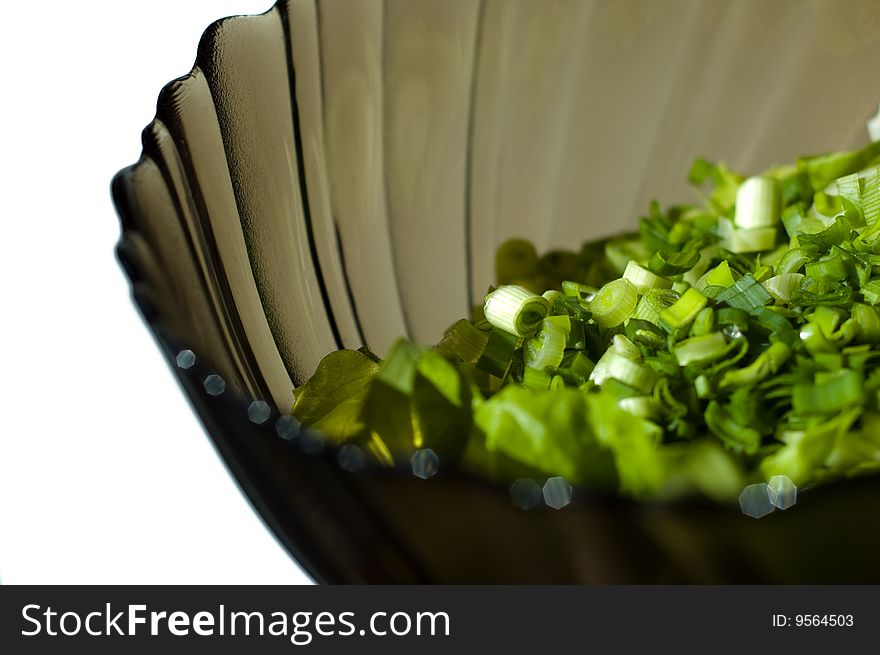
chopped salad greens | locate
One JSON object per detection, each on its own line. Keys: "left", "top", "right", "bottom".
{"left": 292, "top": 138, "right": 880, "bottom": 503}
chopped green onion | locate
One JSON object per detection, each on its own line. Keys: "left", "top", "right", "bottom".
{"left": 611, "top": 333, "right": 642, "bottom": 361}
{"left": 567, "top": 317, "right": 587, "bottom": 349}
{"left": 648, "top": 249, "right": 701, "bottom": 276}
{"left": 689, "top": 307, "right": 716, "bottom": 337}
{"left": 294, "top": 140, "right": 880, "bottom": 504}
{"left": 568, "top": 351, "right": 596, "bottom": 378}
{"left": 561, "top": 280, "right": 595, "bottom": 300}
{"left": 798, "top": 321, "right": 835, "bottom": 355}
{"left": 590, "top": 350, "right": 657, "bottom": 394}
{"left": 734, "top": 176, "right": 781, "bottom": 229}
{"left": 696, "top": 260, "right": 735, "bottom": 292}
{"left": 763, "top": 273, "right": 805, "bottom": 303}
{"left": 659, "top": 287, "right": 708, "bottom": 333}
{"left": 476, "top": 327, "right": 519, "bottom": 377}
{"left": 524, "top": 316, "right": 569, "bottom": 369}
{"left": 805, "top": 253, "right": 848, "bottom": 281}
{"left": 793, "top": 369, "right": 864, "bottom": 415}
{"left": 861, "top": 278, "right": 880, "bottom": 305}
{"left": 704, "top": 401, "right": 761, "bottom": 454}
{"left": 589, "top": 278, "right": 638, "bottom": 328}
{"left": 836, "top": 172, "right": 861, "bottom": 206}
{"left": 522, "top": 366, "right": 551, "bottom": 389}
{"left": 674, "top": 332, "right": 728, "bottom": 366}
{"left": 860, "top": 168, "right": 880, "bottom": 225}
{"left": 623, "top": 260, "right": 672, "bottom": 294}
{"left": 809, "top": 305, "right": 843, "bottom": 337}
{"left": 495, "top": 239, "right": 538, "bottom": 284}
{"left": 715, "top": 274, "right": 772, "bottom": 312}
{"left": 605, "top": 237, "right": 650, "bottom": 274}
{"left": 852, "top": 303, "right": 880, "bottom": 343}
{"left": 719, "top": 341, "right": 790, "bottom": 389}
{"left": 618, "top": 396, "right": 660, "bottom": 420}
{"left": 716, "top": 307, "right": 750, "bottom": 333}
{"left": 775, "top": 247, "right": 813, "bottom": 274}
{"left": 484, "top": 284, "right": 550, "bottom": 337}
{"left": 632, "top": 288, "right": 679, "bottom": 325}
{"left": 797, "top": 214, "right": 852, "bottom": 252}
{"left": 435, "top": 318, "right": 490, "bottom": 364}
{"left": 798, "top": 139, "right": 880, "bottom": 192}
{"left": 726, "top": 226, "right": 778, "bottom": 253}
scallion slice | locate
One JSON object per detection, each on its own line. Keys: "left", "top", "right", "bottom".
{"left": 524, "top": 316, "right": 569, "bottom": 369}
{"left": 734, "top": 176, "right": 781, "bottom": 229}
{"left": 623, "top": 260, "right": 672, "bottom": 294}
{"left": 763, "top": 273, "right": 806, "bottom": 303}
{"left": 673, "top": 332, "right": 728, "bottom": 366}
{"left": 726, "top": 226, "right": 778, "bottom": 254}
{"left": 484, "top": 284, "right": 550, "bottom": 337}
{"left": 589, "top": 350, "right": 657, "bottom": 394}
{"left": 696, "top": 260, "right": 735, "bottom": 291}
{"left": 792, "top": 369, "right": 864, "bottom": 415}
{"left": 715, "top": 274, "right": 772, "bottom": 312}
{"left": 659, "top": 287, "right": 708, "bottom": 333}
{"left": 589, "top": 278, "right": 638, "bottom": 328}
{"left": 719, "top": 342, "right": 790, "bottom": 389}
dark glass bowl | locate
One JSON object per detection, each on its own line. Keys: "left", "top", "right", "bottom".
{"left": 112, "top": 0, "right": 880, "bottom": 583}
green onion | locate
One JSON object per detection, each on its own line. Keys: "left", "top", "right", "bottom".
{"left": 589, "top": 278, "right": 638, "bottom": 328}
{"left": 860, "top": 278, "right": 880, "bottom": 305}
{"left": 674, "top": 332, "right": 728, "bottom": 366}
{"left": 792, "top": 369, "right": 864, "bottom": 415}
{"left": 715, "top": 274, "right": 772, "bottom": 312}
{"left": 524, "top": 316, "right": 569, "bottom": 369}
{"left": 799, "top": 139, "right": 880, "bottom": 192}
{"left": 798, "top": 322, "right": 835, "bottom": 355}
{"left": 495, "top": 239, "right": 538, "bottom": 284}
{"left": 568, "top": 351, "right": 596, "bottom": 378}
{"left": 836, "top": 172, "right": 861, "bottom": 206}
{"left": 561, "top": 280, "right": 595, "bottom": 300}
{"left": 726, "top": 226, "right": 778, "bottom": 253}
{"left": 852, "top": 303, "right": 880, "bottom": 343}
{"left": 860, "top": 168, "right": 880, "bottom": 225}
{"left": 659, "top": 287, "right": 708, "bottom": 333}
{"left": 294, "top": 140, "right": 880, "bottom": 504}
{"left": 689, "top": 307, "right": 716, "bottom": 337}
{"left": 476, "top": 327, "right": 519, "bottom": 377}
{"left": 605, "top": 237, "right": 650, "bottom": 274}
{"left": 610, "top": 334, "right": 642, "bottom": 361}
{"left": 631, "top": 288, "right": 679, "bottom": 325}
{"left": 734, "top": 176, "right": 781, "bottom": 229}
{"left": 618, "top": 396, "right": 660, "bottom": 420}
{"left": 696, "top": 260, "right": 735, "bottom": 291}
{"left": 805, "top": 253, "right": 848, "bottom": 281}
{"left": 797, "top": 215, "right": 852, "bottom": 252}
{"left": 704, "top": 401, "right": 761, "bottom": 454}
{"left": 648, "top": 249, "right": 701, "bottom": 276}
{"left": 717, "top": 307, "right": 750, "bottom": 334}
{"left": 589, "top": 350, "right": 657, "bottom": 394}
{"left": 623, "top": 260, "right": 672, "bottom": 294}
{"left": 719, "top": 342, "right": 790, "bottom": 389}
{"left": 775, "top": 247, "right": 813, "bottom": 274}
{"left": 484, "top": 284, "right": 550, "bottom": 337}
{"left": 522, "top": 366, "right": 551, "bottom": 389}
{"left": 435, "top": 319, "right": 490, "bottom": 364}
{"left": 763, "top": 273, "right": 805, "bottom": 303}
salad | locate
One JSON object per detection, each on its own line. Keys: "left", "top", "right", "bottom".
{"left": 291, "top": 135, "right": 880, "bottom": 504}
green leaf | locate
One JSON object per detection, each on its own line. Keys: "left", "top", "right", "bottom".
{"left": 291, "top": 350, "right": 380, "bottom": 440}
{"left": 475, "top": 386, "right": 617, "bottom": 489}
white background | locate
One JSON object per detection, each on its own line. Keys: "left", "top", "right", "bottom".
{"left": 0, "top": 1, "right": 311, "bottom": 584}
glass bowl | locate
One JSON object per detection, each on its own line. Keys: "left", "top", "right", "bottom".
{"left": 112, "top": 0, "right": 880, "bottom": 582}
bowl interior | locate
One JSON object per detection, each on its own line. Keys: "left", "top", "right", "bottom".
{"left": 113, "top": 0, "right": 880, "bottom": 582}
